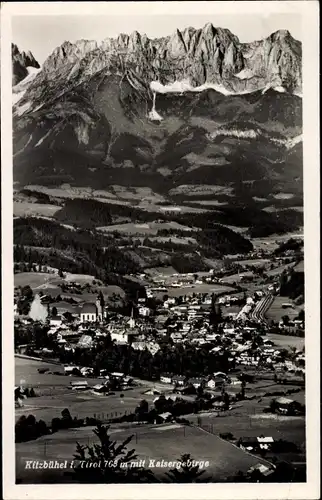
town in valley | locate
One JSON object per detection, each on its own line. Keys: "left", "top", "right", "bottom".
{"left": 14, "top": 234, "right": 305, "bottom": 483}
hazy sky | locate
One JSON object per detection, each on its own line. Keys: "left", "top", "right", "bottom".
{"left": 12, "top": 14, "right": 301, "bottom": 65}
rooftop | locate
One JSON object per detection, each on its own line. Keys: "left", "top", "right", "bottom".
{"left": 81, "top": 302, "right": 97, "bottom": 314}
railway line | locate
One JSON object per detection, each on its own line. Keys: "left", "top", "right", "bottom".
{"left": 250, "top": 293, "right": 274, "bottom": 323}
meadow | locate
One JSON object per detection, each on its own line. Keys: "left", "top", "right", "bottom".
{"left": 16, "top": 421, "right": 268, "bottom": 483}
{"left": 265, "top": 296, "right": 302, "bottom": 322}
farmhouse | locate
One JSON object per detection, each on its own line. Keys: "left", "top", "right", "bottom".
{"left": 160, "top": 373, "right": 172, "bottom": 384}
{"left": 138, "top": 306, "right": 151, "bottom": 317}
{"left": 213, "top": 401, "right": 225, "bottom": 411}
{"left": 257, "top": 436, "right": 274, "bottom": 450}
{"left": 247, "top": 463, "right": 275, "bottom": 478}
{"left": 207, "top": 376, "right": 225, "bottom": 389}
{"left": 77, "top": 334, "right": 93, "bottom": 349}
{"left": 157, "top": 412, "right": 173, "bottom": 423}
{"left": 274, "top": 396, "right": 305, "bottom": 415}
{"left": 172, "top": 375, "right": 186, "bottom": 386}
{"left": 92, "top": 384, "right": 109, "bottom": 394}
{"left": 238, "top": 437, "right": 260, "bottom": 452}
{"left": 49, "top": 315, "right": 63, "bottom": 327}
{"left": 70, "top": 380, "right": 88, "bottom": 391}
{"left": 64, "top": 365, "right": 79, "bottom": 375}
{"left": 188, "top": 377, "right": 205, "bottom": 389}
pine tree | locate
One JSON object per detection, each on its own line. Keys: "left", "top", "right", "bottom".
{"left": 71, "top": 423, "right": 156, "bottom": 483}
{"left": 166, "top": 453, "right": 212, "bottom": 483}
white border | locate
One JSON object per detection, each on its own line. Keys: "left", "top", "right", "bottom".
{"left": 1, "top": 2, "right": 320, "bottom": 499}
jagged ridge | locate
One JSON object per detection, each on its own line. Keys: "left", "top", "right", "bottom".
{"left": 12, "top": 43, "right": 40, "bottom": 85}
{"left": 16, "top": 23, "right": 301, "bottom": 98}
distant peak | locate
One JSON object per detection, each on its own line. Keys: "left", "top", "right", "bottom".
{"left": 203, "top": 22, "right": 214, "bottom": 31}
{"left": 130, "top": 30, "right": 141, "bottom": 39}
{"left": 12, "top": 43, "right": 40, "bottom": 85}
{"left": 271, "top": 29, "right": 292, "bottom": 41}
{"left": 171, "top": 28, "right": 183, "bottom": 39}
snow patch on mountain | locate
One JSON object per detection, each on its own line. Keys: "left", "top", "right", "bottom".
{"left": 235, "top": 68, "right": 255, "bottom": 80}
{"left": 75, "top": 122, "right": 90, "bottom": 145}
{"left": 12, "top": 89, "right": 26, "bottom": 106}
{"left": 273, "top": 86, "right": 287, "bottom": 93}
{"left": 207, "top": 128, "right": 260, "bottom": 140}
{"left": 15, "top": 101, "right": 32, "bottom": 116}
{"left": 262, "top": 84, "right": 287, "bottom": 95}
{"left": 148, "top": 91, "right": 163, "bottom": 121}
{"left": 150, "top": 79, "right": 194, "bottom": 94}
{"left": 192, "top": 83, "right": 234, "bottom": 95}
{"left": 150, "top": 80, "right": 257, "bottom": 96}
{"left": 13, "top": 66, "right": 42, "bottom": 106}
{"left": 35, "top": 130, "right": 52, "bottom": 147}
{"left": 13, "top": 66, "right": 41, "bottom": 91}
{"left": 271, "top": 134, "right": 302, "bottom": 150}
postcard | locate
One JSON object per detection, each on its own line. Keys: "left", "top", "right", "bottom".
{"left": 1, "top": 1, "right": 320, "bottom": 499}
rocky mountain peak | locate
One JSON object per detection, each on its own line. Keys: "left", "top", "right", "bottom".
{"left": 271, "top": 29, "right": 292, "bottom": 41}
{"left": 202, "top": 22, "right": 215, "bottom": 37}
{"left": 11, "top": 43, "right": 40, "bottom": 85}
{"left": 128, "top": 30, "right": 142, "bottom": 51}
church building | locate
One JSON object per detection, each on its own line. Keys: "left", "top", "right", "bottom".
{"left": 80, "top": 294, "right": 106, "bottom": 323}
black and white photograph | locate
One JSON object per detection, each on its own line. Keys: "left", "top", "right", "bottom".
{"left": 1, "top": 1, "right": 320, "bottom": 498}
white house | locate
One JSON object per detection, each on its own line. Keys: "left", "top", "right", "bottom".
{"left": 110, "top": 372, "right": 125, "bottom": 379}
{"left": 71, "top": 380, "right": 88, "bottom": 391}
{"left": 110, "top": 329, "right": 130, "bottom": 344}
{"left": 64, "top": 365, "right": 79, "bottom": 375}
{"left": 172, "top": 375, "right": 186, "bottom": 386}
{"left": 139, "top": 306, "right": 150, "bottom": 317}
{"left": 207, "top": 378, "right": 217, "bottom": 389}
{"left": 257, "top": 436, "right": 274, "bottom": 450}
{"left": 160, "top": 374, "right": 172, "bottom": 384}
{"left": 50, "top": 315, "right": 63, "bottom": 328}
{"left": 188, "top": 377, "right": 205, "bottom": 389}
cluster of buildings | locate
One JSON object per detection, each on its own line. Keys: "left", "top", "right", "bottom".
{"left": 15, "top": 280, "right": 305, "bottom": 379}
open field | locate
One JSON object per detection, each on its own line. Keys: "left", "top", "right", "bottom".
{"left": 266, "top": 333, "right": 304, "bottom": 350}
{"left": 13, "top": 202, "right": 61, "bottom": 218}
{"left": 14, "top": 273, "right": 124, "bottom": 303}
{"left": 221, "top": 305, "right": 242, "bottom": 317}
{"left": 63, "top": 273, "right": 96, "bottom": 283}
{"left": 224, "top": 225, "right": 249, "bottom": 234}
{"left": 221, "top": 271, "right": 254, "bottom": 284}
{"left": 266, "top": 263, "right": 294, "bottom": 277}
{"left": 165, "top": 284, "right": 235, "bottom": 298}
{"left": 265, "top": 296, "right": 302, "bottom": 322}
{"left": 145, "top": 266, "right": 178, "bottom": 277}
{"left": 16, "top": 421, "right": 269, "bottom": 483}
{"left": 235, "top": 259, "right": 271, "bottom": 267}
{"left": 149, "top": 236, "right": 198, "bottom": 245}
{"left": 169, "top": 184, "right": 234, "bottom": 197}
{"left": 15, "top": 357, "right": 170, "bottom": 424}
{"left": 252, "top": 232, "right": 304, "bottom": 252}
{"left": 14, "top": 272, "right": 62, "bottom": 289}
{"left": 15, "top": 389, "right": 151, "bottom": 426}
{"left": 97, "top": 221, "right": 197, "bottom": 235}
{"left": 189, "top": 405, "right": 305, "bottom": 448}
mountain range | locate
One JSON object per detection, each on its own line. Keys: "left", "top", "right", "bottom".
{"left": 12, "top": 24, "right": 302, "bottom": 230}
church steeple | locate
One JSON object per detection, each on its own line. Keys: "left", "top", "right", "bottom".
{"left": 96, "top": 293, "right": 104, "bottom": 321}
{"left": 128, "top": 307, "right": 135, "bottom": 329}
